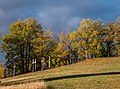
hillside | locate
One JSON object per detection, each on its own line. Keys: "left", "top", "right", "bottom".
{"left": 1, "top": 57, "right": 120, "bottom": 89}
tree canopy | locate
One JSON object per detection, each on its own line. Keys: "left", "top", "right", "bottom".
{"left": 1, "top": 17, "right": 120, "bottom": 77}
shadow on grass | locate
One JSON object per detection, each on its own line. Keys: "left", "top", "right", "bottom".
{"left": 47, "top": 86, "right": 55, "bottom": 89}
{"left": 43, "top": 72, "right": 120, "bottom": 81}
{"left": 1, "top": 72, "right": 120, "bottom": 86}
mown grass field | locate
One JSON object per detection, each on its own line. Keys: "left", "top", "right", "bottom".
{"left": 0, "top": 57, "right": 120, "bottom": 89}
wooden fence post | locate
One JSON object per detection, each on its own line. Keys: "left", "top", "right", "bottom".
{"left": 32, "top": 59, "right": 36, "bottom": 72}
{"left": 49, "top": 56, "right": 51, "bottom": 68}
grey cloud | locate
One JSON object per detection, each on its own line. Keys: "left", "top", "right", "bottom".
{"left": 0, "top": 0, "right": 120, "bottom": 33}
{"left": 0, "top": 0, "right": 120, "bottom": 39}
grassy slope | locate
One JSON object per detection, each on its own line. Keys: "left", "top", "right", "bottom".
{"left": 1, "top": 57, "right": 120, "bottom": 89}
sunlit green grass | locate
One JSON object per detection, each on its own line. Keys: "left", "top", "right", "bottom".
{"left": 47, "top": 75, "right": 120, "bottom": 89}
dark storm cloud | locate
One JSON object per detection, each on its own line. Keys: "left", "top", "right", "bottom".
{"left": 0, "top": 0, "right": 120, "bottom": 33}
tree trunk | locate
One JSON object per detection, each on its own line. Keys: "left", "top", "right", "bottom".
{"left": 25, "top": 44, "right": 28, "bottom": 72}
{"left": 69, "top": 54, "right": 72, "bottom": 64}
{"left": 86, "top": 50, "right": 88, "bottom": 60}
{"left": 21, "top": 45, "right": 25, "bottom": 74}
{"left": 107, "top": 42, "right": 110, "bottom": 57}
{"left": 28, "top": 44, "right": 31, "bottom": 72}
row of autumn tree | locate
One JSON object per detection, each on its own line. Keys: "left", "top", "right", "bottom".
{"left": 0, "top": 62, "right": 3, "bottom": 78}
{"left": 1, "top": 17, "right": 120, "bottom": 76}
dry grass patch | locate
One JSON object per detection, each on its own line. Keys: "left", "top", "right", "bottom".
{"left": 0, "top": 81, "right": 47, "bottom": 89}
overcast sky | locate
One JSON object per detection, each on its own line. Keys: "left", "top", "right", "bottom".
{"left": 0, "top": 0, "right": 120, "bottom": 62}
